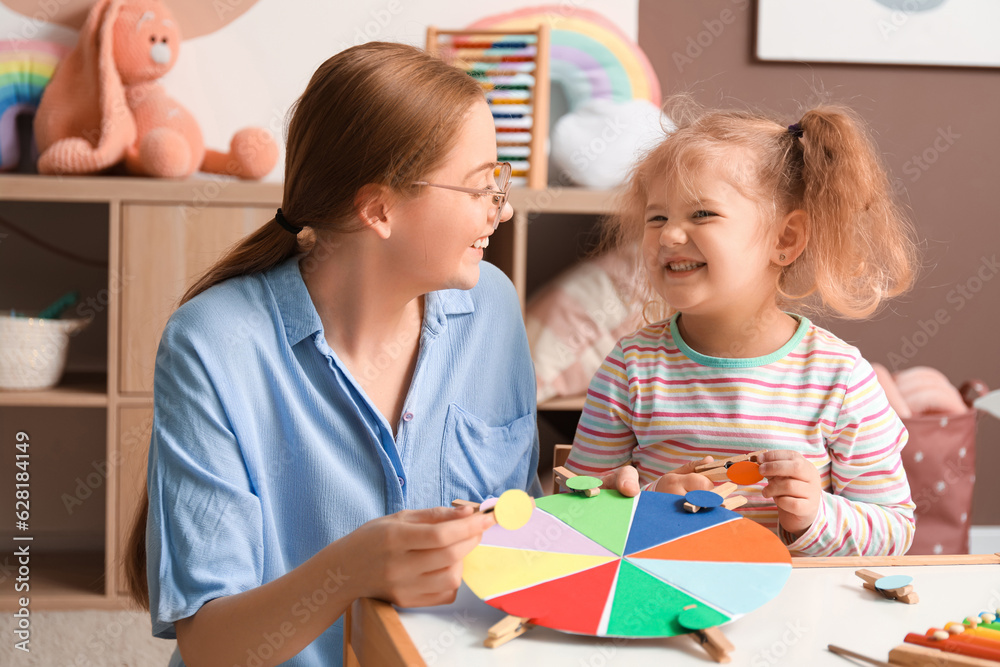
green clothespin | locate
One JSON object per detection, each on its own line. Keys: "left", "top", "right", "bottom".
{"left": 38, "top": 291, "right": 79, "bottom": 319}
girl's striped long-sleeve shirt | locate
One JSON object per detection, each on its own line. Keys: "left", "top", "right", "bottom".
{"left": 566, "top": 313, "right": 915, "bottom": 557}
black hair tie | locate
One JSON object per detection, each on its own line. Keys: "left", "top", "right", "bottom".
{"left": 787, "top": 123, "right": 804, "bottom": 138}
{"left": 274, "top": 208, "right": 303, "bottom": 235}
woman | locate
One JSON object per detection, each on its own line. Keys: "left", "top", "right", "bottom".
{"left": 125, "top": 41, "right": 542, "bottom": 667}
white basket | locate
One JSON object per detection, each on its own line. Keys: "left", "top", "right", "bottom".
{"left": 0, "top": 314, "right": 90, "bottom": 390}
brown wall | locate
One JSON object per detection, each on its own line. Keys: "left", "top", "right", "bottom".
{"left": 638, "top": 1, "right": 1000, "bottom": 524}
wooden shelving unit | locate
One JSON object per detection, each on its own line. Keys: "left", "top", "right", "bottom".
{"left": 0, "top": 174, "right": 612, "bottom": 609}
{"left": 0, "top": 372, "right": 108, "bottom": 408}
{"left": 537, "top": 395, "right": 587, "bottom": 412}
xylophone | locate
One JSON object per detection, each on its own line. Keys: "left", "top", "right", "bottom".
{"left": 832, "top": 610, "right": 1000, "bottom": 666}
{"left": 898, "top": 611, "right": 1000, "bottom": 664}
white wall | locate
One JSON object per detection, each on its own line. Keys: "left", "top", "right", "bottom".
{"left": 2, "top": 0, "right": 638, "bottom": 182}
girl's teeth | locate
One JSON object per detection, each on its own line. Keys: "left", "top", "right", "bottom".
{"left": 668, "top": 261, "right": 704, "bottom": 271}
{"left": 473, "top": 237, "right": 490, "bottom": 249}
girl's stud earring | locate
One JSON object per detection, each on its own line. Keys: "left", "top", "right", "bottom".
{"left": 779, "top": 253, "right": 787, "bottom": 262}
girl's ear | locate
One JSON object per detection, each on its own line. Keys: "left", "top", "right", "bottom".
{"left": 774, "top": 209, "right": 809, "bottom": 265}
{"left": 354, "top": 184, "right": 393, "bottom": 240}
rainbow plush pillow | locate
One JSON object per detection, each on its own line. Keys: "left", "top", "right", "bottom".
{"left": 0, "top": 40, "right": 68, "bottom": 171}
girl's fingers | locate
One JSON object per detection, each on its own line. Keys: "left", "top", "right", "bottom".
{"left": 772, "top": 495, "right": 815, "bottom": 517}
{"left": 762, "top": 478, "right": 814, "bottom": 501}
{"left": 656, "top": 472, "right": 714, "bottom": 495}
{"left": 758, "top": 460, "right": 802, "bottom": 479}
{"left": 759, "top": 457, "right": 815, "bottom": 481}
{"left": 672, "top": 456, "right": 714, "bottom": 475}
{"left": 607, "top": 465, "right": 640, "bottom": 497}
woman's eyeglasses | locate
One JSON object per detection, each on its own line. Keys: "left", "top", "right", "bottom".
{"left": 412, "top": 162, "right": 512, "bottom": 230}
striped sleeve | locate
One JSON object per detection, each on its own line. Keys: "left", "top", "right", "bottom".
{"left": 565, "top": 341, "right": 639, "bottom": 478}
{"left": 785, "top": 357, "right": 915, "bottom": 556}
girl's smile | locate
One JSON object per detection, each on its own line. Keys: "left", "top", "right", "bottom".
{"left": 643, "top": 163, "right": 780, "bottom": 322}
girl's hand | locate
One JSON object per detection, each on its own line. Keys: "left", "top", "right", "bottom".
{"left": 597, "top": 464, "right": 641, "bottom": 497}
{"left": 344, "top": 505, "right": 495, "bottom": 607}
{"left": 758, "top": 450, "right": 822, "bottom": 537}
{"left": 651, "top": 457, "right": 716, "bottom": 495}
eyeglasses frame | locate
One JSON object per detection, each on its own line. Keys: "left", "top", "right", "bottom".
{"left": 411, "top": 162, "right": 513, "bottom": 230}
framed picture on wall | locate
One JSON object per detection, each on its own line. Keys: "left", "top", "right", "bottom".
{"left": 756, "top": 0, "right": 1000, "bottom": 68}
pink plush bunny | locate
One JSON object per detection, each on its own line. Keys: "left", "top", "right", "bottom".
{"left": 872, "top": 363, "right": 970, "bottom": 417}
{"left": 33, "top": 0, "right": 277, "bottom": 179}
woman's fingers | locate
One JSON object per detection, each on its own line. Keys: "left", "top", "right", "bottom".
{"left": 400, "top": 505, "right": 475, "bottom": 524}
{"left": 403, "top": 533, "right": 484, "bottom": 578}
{"left": 397, "top": 510, "right": 494, "bottom": 550}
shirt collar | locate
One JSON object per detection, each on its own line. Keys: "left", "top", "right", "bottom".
{"left": 265, "top": 255, "right": 475, "bottom": 346}
{"left": 266, "top": 255, "right": 324, "bottom": 346}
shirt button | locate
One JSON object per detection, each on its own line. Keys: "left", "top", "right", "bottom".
{"left": 398, "top": 476, "right": 405, "bottom": 486}
{"left": 402, "top": 412, "right": 414, "bottom": 422}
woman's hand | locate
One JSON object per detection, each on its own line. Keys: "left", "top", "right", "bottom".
{"left": 758, "top": 450, "right": 822, "bottom": 537}
{"left": 344, "top": 505, "right": 495, "bottom": 607}
{"left": 596, "top": 457, "right": 715, "bottom": 497}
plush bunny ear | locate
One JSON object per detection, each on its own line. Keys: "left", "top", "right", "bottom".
{"left": 35, "top": 0, "right": 137, "bottom": 173}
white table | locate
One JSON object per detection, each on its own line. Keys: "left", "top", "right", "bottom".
{"left": 378, "top": 558, "right": 1000, "bottom": 666}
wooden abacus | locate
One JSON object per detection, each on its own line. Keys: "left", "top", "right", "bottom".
{"left": 426, "top": 24, "right": 551, "bottom": 189}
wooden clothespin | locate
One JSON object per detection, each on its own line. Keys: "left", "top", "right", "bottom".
{"left": 679, "top": 604, "right": 734, "bottom": 663}
{"left": 454, "top": 490, "right": 535, "bottom": 530}
{"left": 694, "top": 451, "right": 768, "bottom": 484}
{"left": 484, "top": 614, "right": 533, "bottom": 648}
{"left": 553, "top": 466, "right": 600, "bottom": 497}
{"left": 451, "top": 499, "right": 481, "bottom": 510}
{"left": 691, "top": 626, "right": 734, "bottom": 663}
{"left": 855, "top": 569, "right": 919, "bottom": 604}
{"left": 683, "top": 482, "right": 748, "bottom": 513}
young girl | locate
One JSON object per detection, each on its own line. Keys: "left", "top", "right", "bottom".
{"left": 566, "top": 103, "right": 919, "bottom": 557}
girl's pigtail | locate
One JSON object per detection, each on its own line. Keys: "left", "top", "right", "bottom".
{"left": 791, "top": 107, "right": 918, "bottom": 318}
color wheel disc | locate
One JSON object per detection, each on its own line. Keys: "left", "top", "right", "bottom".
{"left": 463, "top": 490, "right": 791, "bottom": 638}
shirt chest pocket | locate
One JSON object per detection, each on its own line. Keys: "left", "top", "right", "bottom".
{"left": 440, "top": 403, "right": 536, "bottom": 505}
